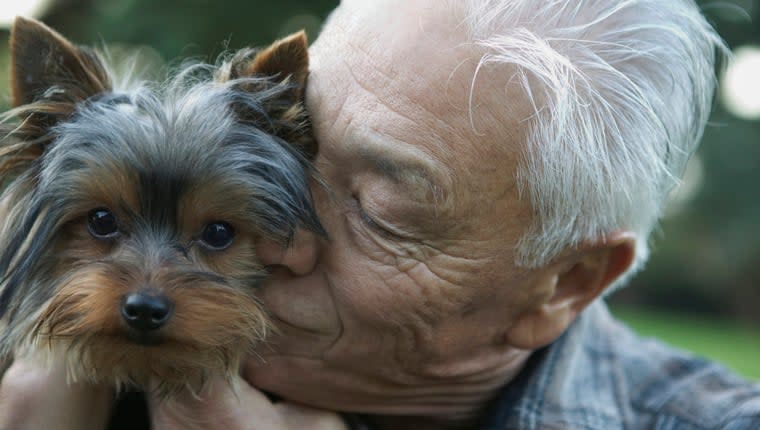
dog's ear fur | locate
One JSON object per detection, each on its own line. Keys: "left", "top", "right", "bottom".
{"left": 9, "top": 17, "right": 111, "bottom": 134}
{"left": 243, "top": 31, "right": 309, "bottom": 101}
{"left": 224, "top": 31, "right": 309, "bottom": 101}
{"left": 219, "top": 32, "right": 315, "bottom": 157}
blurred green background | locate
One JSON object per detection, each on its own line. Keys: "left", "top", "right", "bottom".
{"left": 0, "top": 0, "right": 758, "bottom": 378}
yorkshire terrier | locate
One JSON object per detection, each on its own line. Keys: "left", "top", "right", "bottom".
{"left": 0, "top": 16, "right": 322, "bottom": 401}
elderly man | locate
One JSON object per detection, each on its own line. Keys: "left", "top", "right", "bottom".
{"left": 2, "top": 0, "right": 759, "bottom": 429}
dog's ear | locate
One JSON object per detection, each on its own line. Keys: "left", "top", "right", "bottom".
{"left": 220, "top": 32, "right": 315, "bottom": 157}
{"left": 244, "top": 31, "right": 309, "bottom": 101}
{"left": 9, "top": 17, "right": 111, "bottom": 132}
{"left": 225, "top": 31, "right": 309, "bottom": 102}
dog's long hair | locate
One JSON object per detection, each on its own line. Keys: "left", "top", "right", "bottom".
{"left": 0, "top": 17, "right": 322, "bottom": 391}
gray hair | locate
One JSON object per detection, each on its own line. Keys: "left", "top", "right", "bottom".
{"left": 453, "top": 0, "right": 727, "bottom": 281}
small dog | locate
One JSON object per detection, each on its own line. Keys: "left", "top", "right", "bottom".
{"left": 0, "top": 17, "right": 322, "bottom": 395}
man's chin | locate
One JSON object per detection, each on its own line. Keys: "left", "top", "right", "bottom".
{"left": 241, "top": 355, "right": 504, "bottom": 422}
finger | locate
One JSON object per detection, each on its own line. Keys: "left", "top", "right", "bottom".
{"left": 149, "top": 376, "right": 285, "bottom": 430}
{"left": 0, "top": 357, "right": 113, "bottom": 430}
{"left": 149, "top": 376, "right": 349, "bottom": 430}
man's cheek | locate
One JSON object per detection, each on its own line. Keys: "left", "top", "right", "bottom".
{"left": 258, "top": 276, "right": 341, "bottom": 340}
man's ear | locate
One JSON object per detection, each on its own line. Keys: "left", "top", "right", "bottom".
{"left": 9, "top": 17, "right": 111, "bottom": 135}
{"left": 505, "top": 232, "right": 636, "bottom": 350}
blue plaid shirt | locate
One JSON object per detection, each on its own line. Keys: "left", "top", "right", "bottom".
{"left": 480, "top": 301, "right": 760, "bottom": 429}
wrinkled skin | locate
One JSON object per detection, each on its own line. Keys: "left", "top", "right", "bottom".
{"left": 243, "top": 2, "right": 635, "bottom": 428}
{"left": 246, "top": 0, "right": 543, "bottom": 420}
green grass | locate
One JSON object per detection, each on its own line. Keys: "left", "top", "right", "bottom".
{"left": 610, "top": 306, "right": 760, "bottom": 380}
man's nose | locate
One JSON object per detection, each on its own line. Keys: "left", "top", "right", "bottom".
{"left": 256, "top": 228, "right": 319, "bottom": 276}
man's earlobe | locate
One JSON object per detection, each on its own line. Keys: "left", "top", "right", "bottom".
{"left": 505, "top": 233, "right": 636, "bottom": 350}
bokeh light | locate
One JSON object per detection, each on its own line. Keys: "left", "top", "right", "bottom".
{"left": 0, "top": 0, "right": 53, "bottom": 27}
{"left": 721, "top": 45, "right": 760, "bottom": 120}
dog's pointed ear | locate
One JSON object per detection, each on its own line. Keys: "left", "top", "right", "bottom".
{"left": 245, "top": 31, "right": 309, "bottom": 100}
{"left": 10, "top": 16, "right": 111, "bottom": 109}
{"left": 225, "top": 31, "right": 309, "bottom": 102}
{"left": 221, "top": 31, "right": 315, "bottom": 157}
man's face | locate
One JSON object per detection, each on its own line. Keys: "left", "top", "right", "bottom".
{"left": 246, "top": 0, "right": 556, "bottom": 417}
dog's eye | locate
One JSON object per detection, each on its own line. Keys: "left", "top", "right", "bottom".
{"left": 200, "top": 222, "right": 235, "bottom": 250}
{"left": 87, "top": 208, "right": 119, "bottom": 239}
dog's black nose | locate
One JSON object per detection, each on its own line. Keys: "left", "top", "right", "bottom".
{"left": 121, "top": 293, "right": 172, "bottom": 331}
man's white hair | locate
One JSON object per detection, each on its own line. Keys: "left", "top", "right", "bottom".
{"left": 454, "top": 0, "right": 726, "bottom": 281}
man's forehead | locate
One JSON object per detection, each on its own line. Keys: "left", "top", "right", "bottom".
{"left": 321, "top": 0, "right": 530, "bottom": 138}
{"left": 312, "top": 0, "right": 530, "bottom": 197}
{"left": 325, "top": 0, "right": 467, "bottom": 64}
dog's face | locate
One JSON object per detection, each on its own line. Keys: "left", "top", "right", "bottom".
{"left": 0, "top": 18, "right": 321, "bottom": 392}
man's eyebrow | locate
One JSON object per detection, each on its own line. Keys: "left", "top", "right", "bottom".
{"left": 355, "top": 144, "right": 448, "bottom": 204}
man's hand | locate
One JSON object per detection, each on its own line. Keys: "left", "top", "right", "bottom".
{"left": 149, "top": 375, "right": 349, "bottom": 430}
{"left": 0, "top": 356, "right": 112, "bottom": 430}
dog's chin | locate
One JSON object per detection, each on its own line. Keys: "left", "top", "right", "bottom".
{"left": 47, "top": 335, "right": 246, "bottom": 395}
{"left": 124, "top": 330, "right": 166, "bottom": 347}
